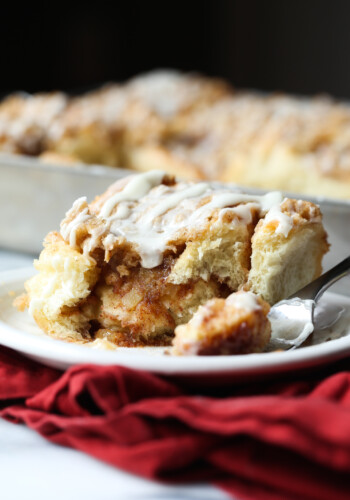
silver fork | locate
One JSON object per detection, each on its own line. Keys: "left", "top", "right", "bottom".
{"left": 268, "top": 256, "right": 350, "bottom": 350}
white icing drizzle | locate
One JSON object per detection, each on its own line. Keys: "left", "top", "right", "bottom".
{"left": 110, "top": 204, "right": 131, "bottom": 220}
{"left": 221, "top": 203, "right": 259, "bottom": 224}
{"left": 107, "top": 182, "right": 285, "bottom": 268}
{"left": 103, "top": 234, "right": 117, "bottom": 248}
{"left": 186, "top": 191, "right": 283, "bottom": 223}
{"left": 100, "top": 170, "right": 165, "bottom": 218}
{"left": 82, "top": 226, "right": 107, "bottom": 257}
{"left": 60, "top": 171, "right": 295, "bottom": 269}
{"left": 143, "top": 182, "right": 210, "bottom": 223}
{"left": 226, "top": 291, "right": 261, "bottom": 311}
{"left": 60, "top": 197, "right": 91, "bottom": 248}
{"left": 263, "top": 203, "right": 294, "bottom": 237}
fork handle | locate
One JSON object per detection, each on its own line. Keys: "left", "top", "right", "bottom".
{"left": 288, "top": 255, "right": 350, "bottom": 303}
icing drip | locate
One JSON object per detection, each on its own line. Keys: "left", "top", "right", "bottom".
{"left": 263, "top": 203, "right": 294, "bottom": 237}
{"left": 222, "top": 203, "right": 258, "bottom": 224}
{"left": 60, "top": 197, "right": 91, "bottom": 248}
{"left": 143, "top": 182, "right": 210, "bottom": 223}
{"left": 106, "top": 184, "right": 284, "bottom": 268}
{"left": 60, "top": 171, "right": 295, "bottom": 269}
{"left": 100, "top": 170, "right": 165, "bottom": 217}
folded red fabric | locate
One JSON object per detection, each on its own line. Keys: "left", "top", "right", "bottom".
{"left": 1, "top": 345, "right": 350, "bottom": 500}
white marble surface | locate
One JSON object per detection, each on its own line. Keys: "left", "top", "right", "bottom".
{"left": 0, "top": 249, "right": 232, "bottom": 500}
{"left": 0, "top": 418, "right": 230, "bottom": 500}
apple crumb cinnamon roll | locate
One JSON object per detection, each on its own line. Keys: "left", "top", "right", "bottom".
{"left": 15, "top": 171, "right": 329, "bottom": 350}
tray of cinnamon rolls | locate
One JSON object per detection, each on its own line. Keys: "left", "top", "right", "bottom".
{"left": 0, "top": 70, "right": 350, "bottom": 271}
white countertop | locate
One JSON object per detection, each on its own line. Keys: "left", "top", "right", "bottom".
{"left": 0, "top": 249, "right": 232, "bottom": 500}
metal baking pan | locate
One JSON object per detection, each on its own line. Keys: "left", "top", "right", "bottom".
{"left": 0, "top": 153, "right": 349, "bottom": 294}
{"left": 0, "top": 154, "right": 131, "bottom": 253}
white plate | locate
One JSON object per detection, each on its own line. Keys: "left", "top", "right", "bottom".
{"left": 1, "top": 267, "right": 350, "bottom": 383}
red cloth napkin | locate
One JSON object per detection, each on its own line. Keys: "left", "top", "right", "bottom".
{"left": 1, "top": 345, "right": 350, "bottom": 500}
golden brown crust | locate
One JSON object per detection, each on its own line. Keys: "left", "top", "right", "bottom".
{"left": 122, "top": 145, "right": 205, "bottom": 181}
{"left": 124, "top": 90, "right": 350, "bottom": 197}
{"left": 44, "top": 72, "right": 231, "bottom": 169}
{"left": 0, "top": 92, "right": 67, "bottom": 155}
{"left": 3, "top": 73, "right": 350, "bottom": 198}
{"left": 39, "top": 151, "right": 82, "bottom": 166}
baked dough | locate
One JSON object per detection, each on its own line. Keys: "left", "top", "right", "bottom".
{"left": 3, "top": 71, "right": 350, "bottom": 198}
{"left": 15, "top": 171, "right": 329, "bottom": 347}
{"left": 173, "top": 291, "right": 271, "bottom": 355}
{"left": 129, "top": 92, "right": 350, "bottom": 198}
{"left": 0, "top": 92, "right": 67, "bottom": 155}
{"left": 45, "top": 72, "right": 231, "bottom": 169}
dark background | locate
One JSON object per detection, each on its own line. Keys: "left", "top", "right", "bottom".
{"left": 3, "top": 1, "right": 350, "bottom": 98}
